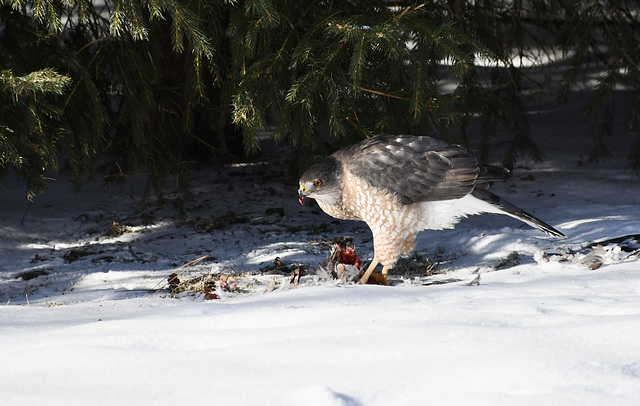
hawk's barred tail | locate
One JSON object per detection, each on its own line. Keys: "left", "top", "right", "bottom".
{"left": 471, "top": 189, "right": 565, "bottom": 237}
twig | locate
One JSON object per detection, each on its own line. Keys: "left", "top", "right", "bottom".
{"left": 393, "top": 4, "right": 424, "bottom": 23}
{"left": 128, "top": 245, "right": 148, "bottom": 262}
{"left": 359, "top": 86, "right": 408, "bottom": 100}
{"left": 20, "top": 201, "right": 32, "bottom": 226}
{"left": 149, "top": 255, "right": 209, "bottom": 297}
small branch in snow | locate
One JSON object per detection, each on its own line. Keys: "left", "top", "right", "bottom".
{"left": 149, "top": 255, "right": 210, "bottom": 296}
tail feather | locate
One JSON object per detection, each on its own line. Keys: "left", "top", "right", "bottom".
{"left": 471, "top": 189, "right": 565, "bottom": 237}
{"left": 476, "top": 165, "right": 511, "bottom": 184}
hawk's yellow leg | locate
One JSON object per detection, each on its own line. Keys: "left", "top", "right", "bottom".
{"left": 359, "top": 257, "right": 378, "bottom": 284}
{"left": 359, "top": 259, "right": 389, "bottom": 285}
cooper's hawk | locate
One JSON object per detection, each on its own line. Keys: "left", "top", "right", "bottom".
{"left": 298, "top": 134, "right": 564, "bottom": 285}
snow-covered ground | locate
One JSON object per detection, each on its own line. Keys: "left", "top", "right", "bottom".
{"left": 1, "top": 93, "right": 640, "bottom": 405}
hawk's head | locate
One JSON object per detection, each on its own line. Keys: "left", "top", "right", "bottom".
{"left": 298, "top": 156, "right": 342, "bottom": 205}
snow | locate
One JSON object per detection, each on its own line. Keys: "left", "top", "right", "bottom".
{"left": 2, "top": 95, "right": 640, "bottom": 405}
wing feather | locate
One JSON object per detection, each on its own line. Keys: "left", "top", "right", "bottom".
{"left": 336, "top": 134, "right": 480, "bottom": 204}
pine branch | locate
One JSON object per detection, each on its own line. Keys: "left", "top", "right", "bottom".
{"left": 0, "top": 68, "right": 71, "bottom": 98}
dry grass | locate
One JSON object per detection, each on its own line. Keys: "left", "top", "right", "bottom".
{"left": 393, "top": 254, "right": 440, "bottom": 278}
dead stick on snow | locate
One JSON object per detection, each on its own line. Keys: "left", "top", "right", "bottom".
{"left": 149, "top": 255, "right": 209, "bottom": 297}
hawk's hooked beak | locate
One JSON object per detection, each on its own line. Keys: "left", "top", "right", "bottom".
{"left": 298, "top": 188, "right": 308, "bottom": 205}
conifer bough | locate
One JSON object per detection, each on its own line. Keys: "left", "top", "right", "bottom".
{"left": 1, "top": 0, "right": 639, "bottom": 200}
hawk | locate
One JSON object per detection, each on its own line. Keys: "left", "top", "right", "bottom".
{"left": 298, "top": 134, "right": 564, "bottom": 285}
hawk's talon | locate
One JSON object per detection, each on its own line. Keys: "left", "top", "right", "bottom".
{"left": 366, "top": 273, "right": 388, "bottom": 286}
{"left": 359, "top": 261, "right": 389, "bottom": 286}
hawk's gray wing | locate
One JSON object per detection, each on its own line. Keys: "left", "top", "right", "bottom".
{"left": 336, "top": 134, "right": 479, "bottom": 205}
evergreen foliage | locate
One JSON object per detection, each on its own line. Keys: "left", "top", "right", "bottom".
{"left": 554, "top": 0, "right": 640, "bottom": 171}
{"left": 1, "top": 0, "right": 639, "bottom": 199}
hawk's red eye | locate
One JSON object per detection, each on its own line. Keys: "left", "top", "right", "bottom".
{"left": 314, "top": 179, "right": 322, "bottom": 187}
